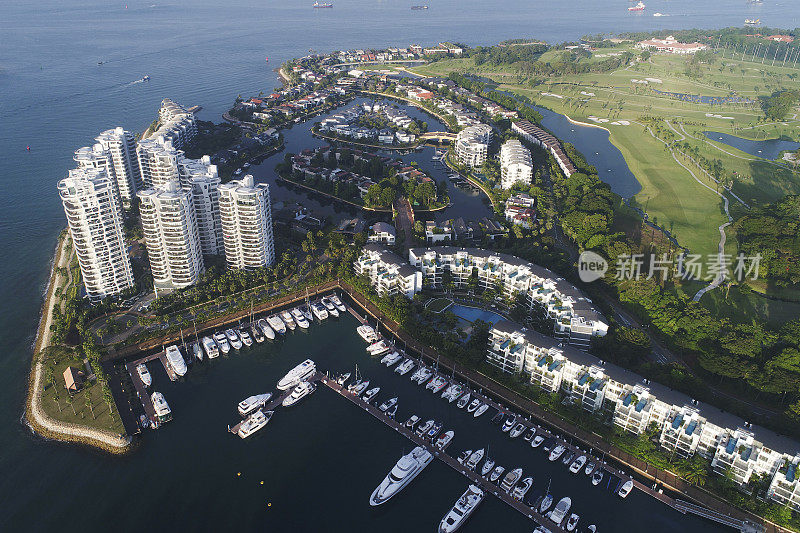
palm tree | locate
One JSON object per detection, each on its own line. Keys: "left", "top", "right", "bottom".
{"left": 683, "top": 458, "right": 708, "bottom": 487}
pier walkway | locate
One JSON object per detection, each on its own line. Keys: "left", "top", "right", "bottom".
{"left": 675, "top": 500, "right": 766, "bottom": 533}
{"left": 319, "top": 373, "right": 569, "bottom": 533}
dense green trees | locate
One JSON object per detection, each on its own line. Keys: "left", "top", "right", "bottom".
{"left": 763, "top": 90, "right": 800, "bottom": 121}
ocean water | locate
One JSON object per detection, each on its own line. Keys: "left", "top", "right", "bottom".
{"left": 1, "top": 1, "right": 797, "bottom": 530}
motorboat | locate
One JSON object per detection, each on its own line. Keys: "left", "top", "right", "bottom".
{"left": 549, "top": 497, "right": 571, "bottom": 525}
{"left": 267, "top": 314, "right": 287, "bottom": 334}
{"left": 282, "top": 381, "right": 316, "bottom": 407}
{"left": 531, "top": 435, "right": 545, "bottom": 448}
{"left": 291, "top": 308, "right": 310, "bottom": 329}
{"left": 511, "top": 477, "right": 533, "bottom": 501}
{"left": 565, "top": 513, "right": 580, "bottom": 532}
{"left": 509, "top": 423, "right": 526, "bottom": 438}
{"left": 256, "top": 318, "right": 275, "bottom": 340}
{"left": 213, "top": 332, "right": 231, "bottom": 353}
{"left": 363, "top": 386, "right": 381, "bottom": 403}
{"left": 352, "top": 380, "right": 370, "bottom": 396}
{"left": 357, "top": 324, "right": 378, "bottom": 342}
{"left": 473, "top": 403, "right": 489, "bottom": 418}
{"left": 250, "top": 325, "right": 265, "bottom": 343}
{"left": 225, "top": 329, "right": 243, "bottom": 350}
{"left": 481, "top": 457, "right": 495, "bottom": 477}
{"left": 201, "top": 336, "right": 219, "bottom": 358}
{"left": 151, "top": 391, "right": 172, "bottom": 422}
{"left": 165, "top": 345, "right": 187, "bottom": 377}
{"left": 587, "top": 526, "right": 596, "bottom": 533}
{"left": 280, "top": 310, "right": 297, "bottom": 330}
{"left": 434, "top": 430, "right": 454, "bottom": 450}
{"left": 329, "top": 294, "right": 347, "bottom": 312}
{"left": 386, "top": 405, "right": 397, "bottom": 419}
{"left": 523, "top": 428, "right": 536, "bottom": 442}
{"left": 457, "top": 449, "right": 472, "bottom": 465}
{"left": 466, "top": 398, "right": 481, "bottom": 412}
{"left": 405, "top": 414, "right": 420, "bottom": 430}
{"left": 238, "top": 393, "right": 273, "bottom": 416}
{"left": 136, "top": 363, "right": 152, "bottom": 387}
{"left": 416, "top": 419, "right": 434, "bottom": 437}
{"left": 369, "top": 446, "right": 433, "bottom": 506}
{"left": 336, "top": 372, "right": 351, "bottom": 386}
{"left": 438, "top": 484, "right": 484, "bottom": 533}
{"left": 367, "top": 340, "right": 390, "bottom": 356}
{"left": 569, "top": 455, "right": 587, "bottom": 474}
{"left": 239, "top": 328, "right": 253, "bottom": 347}
{"left": 489, "top": 465, "right": 505, "bottom": 483}
{"left": 426, "top": 420, "right": 443, "bottom": 439}
{"left": 238, "top": 410, "right": 273, "bottom": 439}
{"left": 501, "top": 414, "right": 516, "bottom": 432}
{"left": 320, "top": 297, "right": 339, "bottom": 317}
{"left": 549, "top": 445, "right": 566, "bottom": 462}
{"left": 500, "top": 467, "right": 522, "bottom": 492}
{"left": 395, "top": 358, "right": 415, "bottom": 375}
{"left": 277, "top": 359, "right": 316, "bottom": 390}
{"left": 298, "top": 305, "right": 313, "bottom": 322}
{"left": 618, "top": 479, "right": 634, "bottom": 498}
{"left": 456, "top": 392, "right": 471, "bottom": 409}
{"left": 591, "top": 470, "right": 604, "bottom": 486}
{"left": 584, "top": 461, "right": 596, "bottom": 476}
{"left": 465, "top": 448, "right": 484, "bottom": 470}
{"left": 381, "top": 351, "right": 402, "bottom": 367}
{"left": 192, "top": 341, "right": 203, "bottom": 361}
{"left": 562, "top": 451, "right": 575, "bottom": 466}
{"left": 539, "top": 493, "right": 553, "bottom": 514}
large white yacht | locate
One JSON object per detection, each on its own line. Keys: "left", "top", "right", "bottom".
{"left": 369, "top": 446, "right": 433, "bottom": 506}
{"left": 282, "top": 381, "right": 316, "bottom": 406}
{"left": 239, "top": 328, "right": 253, "bottom": 347}
{"left": 201, "top": 336, "right": 219, "bottom": 359}
{"left": 367, "top": 340, "right": 390, "bottom": 356}
{"left": 329, "top": 294, "right": 347, "bottom": 312}
{"left": 438, "top": 484, "right": 484, "bottom": 533}
{"left": 280, "top": 310, "right": 297, "bottom": 330}
{"left": 500, "top": 467, "right": 522, "bottom": 492}
{"left": 549, "top": 497, "right": 571, "bottom": 525}
{"left": 136, "top": 363, "right": 152, "bottom": 387}
{"left": 238, "top": 410, "right": 273, "bottom": 439}
{"left": 164, "top": 345, "right": 187, "bottom": 377}
{"left": 238, "top": 393, "right": 273, "bottom": 417}
{"left": 151, "top": 391, "right": 172, "bottom": 422}
{"left": 311, "top": 301, "right": 329, "bottom": 320}
{"left": 277, "top": 359, "right": 316, "bottom": 390}
{"left": 225, "top": 328, "right": 243, "bottom": 350}
{"left": 549, "top": 444, "right": 566, "bottom": 462}
{"left": 357, "top": 324, "right": 378, "bottom": 343}
{"left": 320, "top": 297, "right": 339, "bottom": 317}
{"left": 291, "top": 308, "right": 310, "bottom": 329}
{"left": 213, "top": 331, "right": 231, "bottom": 354}
{"left": 267, "top": 314, "right": 286, "bottom": 335}
{"left": 257, "top": 318, "right": 276, "bottom": 340}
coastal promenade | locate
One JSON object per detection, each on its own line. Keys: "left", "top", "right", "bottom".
{"left": 26, "top": 233, "right": 131, "bottom": 452}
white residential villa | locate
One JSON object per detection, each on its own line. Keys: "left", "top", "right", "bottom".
{"left": 138, "top": 180, "right": 204, "bottom": 292}
{"left": 58, "top": 167, "right": 135, "bottom": 300}
{"left": 353, "top": 243, "right": 422, "bottom": 299}
{"left": 455, "top": 124, "right": 493, "bottom": 168}
{"left": 218, "top": 175, "right": 276, "bottom": 270}
{"left": 499, "top": 139, "right": 533, "bottom": 189}
{"left": 367, "top": 222, "right": 396, "bottom": 245}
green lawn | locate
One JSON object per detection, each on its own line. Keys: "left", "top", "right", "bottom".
{"left": 39, "top": 346, "right": 124, "bottom": 435}
{"left": 426, "top": 297, "right": 453, "bottom": 313}
{"left": 698, "top": 285, "right": 800, "bottom": 328}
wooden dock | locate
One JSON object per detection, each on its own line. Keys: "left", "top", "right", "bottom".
{"left": 319, "top": 374, "right": 570, "bottom": 533}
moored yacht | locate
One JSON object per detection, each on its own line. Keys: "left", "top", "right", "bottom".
{"left": 414, "top": 367, "right": 433, "bottom": 384}
{"left": 549, "top": 445, "right": 566, "bottom": 462}
{"left": 584, "top": 461, "right": 596, "bottom": 476}
{"left": 428, "top": 376, "right": 448, "bottom": 393}
{"left": 381, "top": 351, "right": 402, "bottom": 367}
{"left": 165, "top": 345, "right": 187, "bottom": 377}
{"left": 531, "top": 435, "right": 545, "bottom": 448}
{"left": 250, "top": 325, "right": 265, "bottom": 343}
{"left": 291, "top": 308, "right": 310, "bottom": 329}
{"left": 416, "top": 419, "right": 434, "bottom": 436}
{"left": 329, "top": 294, "right": 347, "bottom": 312}
{"left": 213, "top": 331, "right": 230, "bottom": 353}
{"left": 565, "top": 513, "right": 580, "bottom": 532}
{"left": 352, "top": 379, "right": 370, "bottom": 396}
{"left": 363, "top": 386, "right": 381, "bottom": 403}
{"left": 280, "top": 310, "right": 296, "bottom": 330}
{"left": 426, "top": 420, "right": 442, "bottom": 439}
{"left": 320, "top": 297, "right": 339, "bottom": 317}
{"left": 434, "top": 430, "right": 454, "bottom": 450}
{"left": 465, "top": 448, "right": 484, "bottom": 470}
{"left": 509, "top": 422, "right": 525, "bottom": 438}
{"left": 336, "top": 372, "right": 351, "bottom": 386}
{"left": 136, "top": 363, "right": 152, "bottom": 387}
{"left": 257, "top": 318, "right": 275, "bottom": 340}
{"left": 473, "top": 403, "right": 489, "bottom": 418}
{"left": 591, "top": 469, "right": 604, "bottom": 486}
{"left": 282, "top": 381, "right": 316, "bottom": 406}
{"left": 489, "top": 465, "right": 505, "bottom": 483}
{"left": 369, "top": 446, "right": 433, "bottom": 506}
{"left": 549, "top": 497, "right": 571, "bottom": 525}
{"left": 523, "top": 428, "right": 536, "bottom": 442}
{"left": 500, "top": 467, "right": 522, "bottom": 492}
{"left": 192, "top": 341, "right": 203, "bottom": 361}
{"left": 618, "top": 479, "right": 633, "bottom": 498}
{"left": 438, "top": 484, "right": 484, "bottom": 533}
{"left": 267, "top": 314, "right": 287, "bottom": 335}
{"left": 457, "top": 449, "right": 472, "bottom": 465}
{"left": 151, "top": 391, "right": 172, "bottom": 422}
{"left": 511, "top": 476, "right": 533, "bottom": 501}
{"left": 569, "top": 455, "right": 587, "bottom": 474}
{"left": 405, "top": 414, "right": 420, "bottom": 430}
{"left": 367, "top": 340, "right": 390, "bottom": 356}
{"left": 239, "top": 328, "right": 253, "bottom": 347}
{"left": 444, "top": 383, "right": 463, "bottom": 402}
{"left": 481, "top": 457, "right": 495, "bottom": 477}
{"left": 298, "top": 305, "right": 313, "bottom": 322}
{"left": 357, "top": 324, "right": 378, "bottom": 342}
{"left": 539, "top": 493, "right": 553, "bottom": 514}
{"left": 238, "top": 393, "right": 273, "bottom": 416}
{"left": 501, "top": 415, "right": 516, "bottom": 432}
{"left": 466, "top": 398, "right": 481, "bottom": 413}
{"left": 226, "top": 328, "right": 242, "bottom": 350}
{"left": 238, "top": 410, "right": 273, "bottom": 438}
{"left": 277, "top": 359, "right": 317, "bottom": 390}
{"left": 395, "top": 358, "right": 415, "bottom": 375}
{"left": 201, "top": 336, "right": 219, "bottom": 358}
{"left": 456, "top": 392, "right": 471, "bottom": 409}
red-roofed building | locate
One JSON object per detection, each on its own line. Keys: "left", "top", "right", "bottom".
{"left": 767, "top": 35, "right": 795, "bottom": 43}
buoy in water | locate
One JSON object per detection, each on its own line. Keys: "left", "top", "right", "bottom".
{"left": 26, "top": 146, "right": 30, "bottom": 151}
{"left": 237, "top": 472, "right": 241, "bottom": 477}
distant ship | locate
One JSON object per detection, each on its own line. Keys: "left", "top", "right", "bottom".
{"left": 411, "top": 5, "right": 428, "bottom": 9}
{"left": 745, "top": 18, "right": 761, "bottom": 26}
{"left": 628, "top": 1, "right": 645, "bottom": 11}
{"left": 312, "top": 2, "right": 333, "bottom": 7}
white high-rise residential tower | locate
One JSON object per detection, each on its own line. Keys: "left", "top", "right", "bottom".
{"left": 95, "top": 127, "right": 143, "bottom": 202}
{"left": 137, "top": 138, "right": 180, "bottom": 189}
{"left": 499, "top": 139, "right": 533, "bottom": 189}
{"left": 218, "top": 175, "right": 275, "bottom": 270}
{"left": 178, "top": 155, "right": 224, "bottom": 256}
{"left": 58, "top": 167, "right": 134, "bottom": 300}
{"left": 138, "top": 180, "right": 204, "bottom": 291}
{"left": 455, "top": 124, "right": 493, "bottom": 168}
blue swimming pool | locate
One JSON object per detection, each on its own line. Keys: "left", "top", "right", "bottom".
{"left": 448, "top": 304, "right": 505, "bottom": 324}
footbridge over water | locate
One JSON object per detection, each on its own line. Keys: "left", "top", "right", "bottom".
{"left": 420, "top": 132, "right": 457, "bottom": 143}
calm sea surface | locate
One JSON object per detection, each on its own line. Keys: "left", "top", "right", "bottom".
{"left": 2, "top": 1, "right": 797, "bottom": 530}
